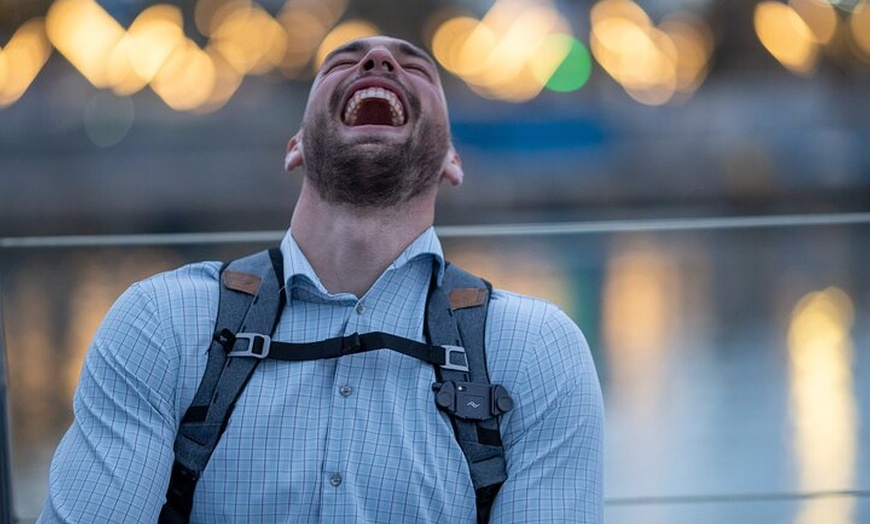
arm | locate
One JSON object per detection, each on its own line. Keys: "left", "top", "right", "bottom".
{"left": 38, "top": 282, "right": 180, "bottom": 523}
{"left": 488, "top": 303, "right": 604, "bottom": 523}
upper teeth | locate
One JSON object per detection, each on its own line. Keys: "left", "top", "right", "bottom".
{"left": 343, "top": 87, "right": 405, "bottom": 126}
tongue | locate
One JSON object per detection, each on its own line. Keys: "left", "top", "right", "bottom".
{"left": 353, "top": 99, "right": 395, "bottom": 126}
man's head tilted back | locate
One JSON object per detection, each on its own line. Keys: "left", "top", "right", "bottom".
{"left": 284, "top": 36, "right": 463, "bottom": 208}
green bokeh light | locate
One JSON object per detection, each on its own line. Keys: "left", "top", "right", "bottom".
{"left": 545, "top": 37, "right": 592, "bottom": 93}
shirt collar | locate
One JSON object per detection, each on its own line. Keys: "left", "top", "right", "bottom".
{"left": 279, "top": 226, "right": 446, "bottom": 296}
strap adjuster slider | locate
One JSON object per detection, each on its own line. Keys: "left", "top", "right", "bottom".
{"left": 227, "top": 333, "right": 271, "bottom": 359}
{"left": 440, "top": 345, "right": 470, "bottom": 373}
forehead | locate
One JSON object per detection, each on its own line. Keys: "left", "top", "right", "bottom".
{"left": 322, "top": 37, "right": 436, "bottom": 68}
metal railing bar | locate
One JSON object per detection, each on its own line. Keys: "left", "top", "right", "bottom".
{"left": 0, "top": 286, "right": 15, "bottom": 524}
{"left": 0, "top": 213, "right": 868, "bottom": 250}
{"left": 605, "top": 488, "right": 870, "bottom": 506}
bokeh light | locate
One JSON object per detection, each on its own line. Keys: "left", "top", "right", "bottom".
{"left": 1, "top": 0, "right": 867, "bottom": 111}
{"left": 589, "top": 0, "right": 712, "bottom": 105}
{"left": 277, "top": 0, "right": 345, "bottom": 78}
{"left": 45, "top": 0, "right": 126, "bottom": 88}
{"left": 788, "top": 286, "right": 857, "bottom": 524}
{"left": 851, "top": 2, "right": 870, "bottom": 60}
{"left": 533, "top": 34, "right": 592, "bottom": 93}
{"left": 427, "top": 0, "right": 590, "bottom": 102}
{"left": 754, "top": 1, "right": 819, "bottom": 75}
{"left": 149, "top": 39, "right": 216, "bottom": 111}
{"left": 105, "top": 5, "right": 185, "bottom": 95}
{"left": 790, "top": 0, "right": 839, "bottom": 44}
{"left": 0, "top": 18, "right": 53, "bottom": 107}
{"left": 207, "top": 1, "right": 287, "bottom": 75}
{"left": 315, "top": 20, "right": 381, "bottom": 71}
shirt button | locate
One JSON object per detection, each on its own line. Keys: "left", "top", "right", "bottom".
{"left": 330, "top": 473, "right": 342, "bottom": 487}
{"left": 339, "top": 385, "right": 353, "bottom": 397}
{"left": 355, "top": 303, "right": 366, "bottom": 315}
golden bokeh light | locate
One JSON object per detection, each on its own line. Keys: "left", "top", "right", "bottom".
{"left": 197, "top": 0, "right": 251, "bottom": 38}
{"left": 430, "top": 16, "right": 481, "bottom": 75}
{"left": 0, "top": 18, "right": 53, "bottom": 107}
{"left": 428, "top": 0, "right": 574, "bottom": 102}
{"left": 472, "top": 3, "right": 569, "bottom": 87}
{"left": 106, "top": 5, "right": 185, "bottom": 95}
{"left": 591, "top": 0, "right": 652, "bottom": 27}
{"left": 453, "top": 22, "right": 499, "bottom": 77}
{"left": 150, "top": 39, "right": 217, "bottom": 111}
{"left": 602, "top": 235, "right": 682, "bottom": 414}
{"left": 209, "top": 2, "right": 288, "bottom": 75}
{"left": 789, "top": 0, "right": 839, "bottom": 44}
{"left": 275, "top": 0, "right": 347, "bottom": 78}
{"left": 851, "top": 3, "right": 870, "bottom": 59}
{"left": 754, "top": 1, "right": 818, "bottom": 75}
{"left": 589, "top": 1, "right": 714, "bottom": 105}
{"left": 314, "top": 20, "right": 381, "bottom": 71}
{"left": 277, "top": 11, "right": 328, "bottom": 76}
{"left": 788, "top": 287, "right": 857, "bottom": 524}
{"left": 660, "top": 14, "right": 714, "bottom": 95}
{"left": 195, "top": 49, "right": 245, "bottom": 113}
{"left": 528, "top": 33, "right": 574, "bottom": 86}
{"left": 591, "top": 12, "right": 676, "bottom": 104}
{"left": 45, "top": 0, "right": 126, "bottom": 88}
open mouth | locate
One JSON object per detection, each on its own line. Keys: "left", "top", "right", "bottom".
{"left": 342, "top": 87, "right": 406, "bottom": 127}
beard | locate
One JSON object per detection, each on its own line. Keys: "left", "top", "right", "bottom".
{"left": 301, "top": 96, "right": 450, "bottom": 208}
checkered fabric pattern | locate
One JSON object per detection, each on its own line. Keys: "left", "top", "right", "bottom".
{"left": 39, "top": 228, "right": 603, "bottom": 523}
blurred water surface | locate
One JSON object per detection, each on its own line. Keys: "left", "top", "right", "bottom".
{"left": 1, "top": 220, "right": 868, "bottom": 522}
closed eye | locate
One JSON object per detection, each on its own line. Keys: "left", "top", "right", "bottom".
{"left": 325, "top": 60, "right": 356, "bottom": 73}
{"left": 404, "top": 63, "right": 432, "bottom": 79}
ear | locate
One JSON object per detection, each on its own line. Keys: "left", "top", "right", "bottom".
{"left": 284, "top": 132, "right": 304, "bottom": 172}
{"left": 441, "top": 146, "right": 463, "bottom": 186}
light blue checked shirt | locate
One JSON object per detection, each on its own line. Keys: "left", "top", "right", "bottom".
{"left": 40, "top": 227, "right": 603, "bottom": 523}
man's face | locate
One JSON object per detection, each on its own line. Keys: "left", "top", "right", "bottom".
{"left": 297, "top": 36, "right": 454, "bottom": 208}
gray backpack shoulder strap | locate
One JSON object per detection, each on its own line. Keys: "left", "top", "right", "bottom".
{"left": 426, "top": 262, "right": 509, "bottom": 524}
{"left": 159, "top": 248, "right": 284, "bottom": 524}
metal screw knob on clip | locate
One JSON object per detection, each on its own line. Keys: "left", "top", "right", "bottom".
{"left": 227, "top": 333, "right": 272, "bottom": 359}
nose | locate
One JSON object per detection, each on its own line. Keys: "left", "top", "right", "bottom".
{"left": 361, "top": 48, "right": 396, "bottom": 73}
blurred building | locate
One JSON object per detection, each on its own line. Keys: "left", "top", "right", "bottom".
{"left": 0, "top": 0, "right": 868, "bottom": 237}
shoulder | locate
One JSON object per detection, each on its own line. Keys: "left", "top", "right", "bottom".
{"left": 132, "top": 260, "right": 223, "bottom": 303}
{"left": 89, "top": 261, "right": 225, "bottom": 416}
{"left": 486, "top": 288, "right": 591, "bottom": 371}
{"left": 485, "top": 287, "right": 598, "bottom": 407}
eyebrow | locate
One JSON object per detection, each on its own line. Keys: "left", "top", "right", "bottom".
{"left": 323, "top": 40, "right": 437, "bottom": 69}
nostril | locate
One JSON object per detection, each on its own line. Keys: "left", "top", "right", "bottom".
{"left": 363, "top": 59, "right": 375, "bottom": 71}
{"left": 382, "top": 60, "right": 394, "bottom": 72}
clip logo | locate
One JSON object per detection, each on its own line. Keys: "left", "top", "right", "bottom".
{"left": 466, "top": 401, "right": 481, "bottom": 409}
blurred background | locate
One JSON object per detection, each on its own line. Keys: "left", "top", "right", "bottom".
{"left": 0, "top": 0, "right": 868, "bottom": 522}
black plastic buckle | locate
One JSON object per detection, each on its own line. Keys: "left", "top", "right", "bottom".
{"left": 227, "top": 333, "right": 271, "bottom": 359}
{"left": 341, "top": 332, "right": 362, "bottom": 355}
{"left": 432, "top": 380, "right": 514, "bottom": 420}
{"left": 440, "top": 345, "right": 470, "bottom": 373}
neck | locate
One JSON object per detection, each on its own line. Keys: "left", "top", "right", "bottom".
{"left": 289, "top": 180, "right": 437, "bottom": 298}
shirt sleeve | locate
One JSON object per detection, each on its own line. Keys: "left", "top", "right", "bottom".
{"left": 488, "top": 300, "right": 604, "bottom": 523}
{"left": 38, "top": 281, "right": 180, "bottom": 524}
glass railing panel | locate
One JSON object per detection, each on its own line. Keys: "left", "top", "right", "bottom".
{"left": 1, "top": 216, "right": 868, "bottom": 523}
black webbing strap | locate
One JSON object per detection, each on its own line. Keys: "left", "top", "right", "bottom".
{"left": 159, "top": 249, "right": 284, "bottom": 523}
{"left": 218, "top": 330, "right": 470, "bottom": 371}
{"left": 426, "top": 263, "right": 508, "bottom": 524}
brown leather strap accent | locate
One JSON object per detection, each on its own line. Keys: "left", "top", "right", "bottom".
{"left": 449, "top": 287, "right": 487, "bottom": 310}
{"left": 222, "top": 270, "right": 261, "bottom": 296}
